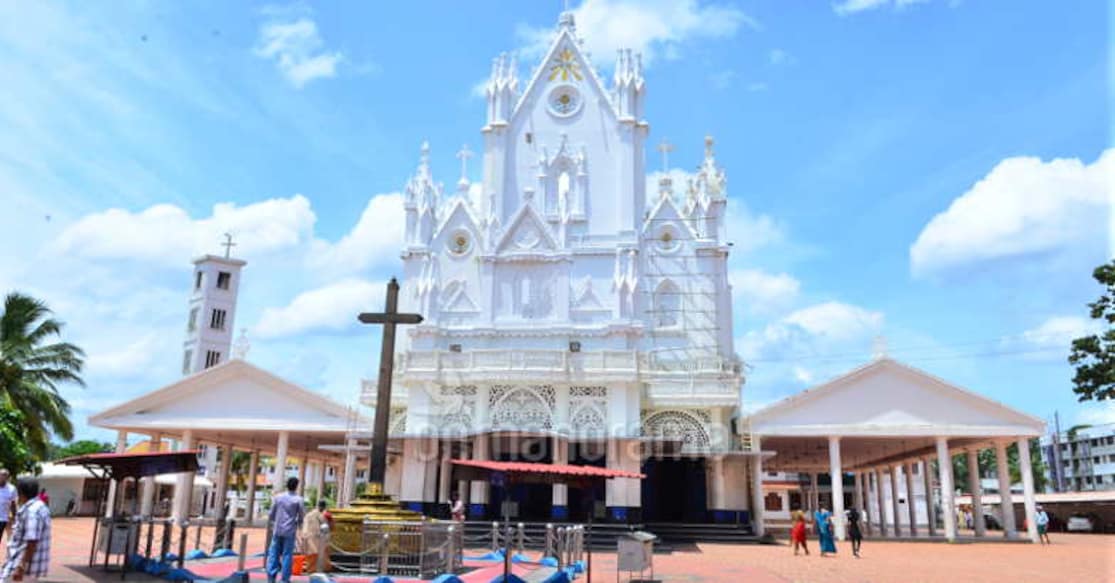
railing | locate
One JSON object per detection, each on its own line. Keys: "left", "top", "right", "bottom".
{"left": 328, "top": 520, "right": 463, "bottom": 579}
{"left": 395, "top": 349, "right": 742, "bottom": 376}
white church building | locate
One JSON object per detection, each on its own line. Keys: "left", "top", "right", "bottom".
{"left": 90, "top": 8, "right": 1046, "bottom": 543}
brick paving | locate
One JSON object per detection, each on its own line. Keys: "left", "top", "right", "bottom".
{"left": 38, "top": 518, "right": 1115, "bottom": 582}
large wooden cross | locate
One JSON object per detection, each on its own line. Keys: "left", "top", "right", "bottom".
{"left": 358, "top": 278, "right": 423, "bottom": 487}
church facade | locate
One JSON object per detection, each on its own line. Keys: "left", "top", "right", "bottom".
{"left": 376, "top": 11, "right": 750, "bottom": 523}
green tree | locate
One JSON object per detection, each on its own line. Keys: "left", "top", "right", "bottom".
{"left": 0, "top": 292, "right": 85, "bottom": 458}
{"left": 49, "top": 439, "right": 112, "bottom": 460}
{"left": 1069, "top": 260, "right": 1115, "bottom": 401}
{"left": 0, "top": 404, "right": 35, "bottom": 473}
{"left": 950, "top": 440, "right": 1047, "bottom": 493}
{"left": 229, "top": 451, "right": 253, "bottom": 492}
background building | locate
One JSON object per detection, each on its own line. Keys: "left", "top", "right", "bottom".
{"left": 1040, "top": 423, "right": 1115, "bottom": 492}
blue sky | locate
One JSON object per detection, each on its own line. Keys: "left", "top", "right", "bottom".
{"left": 0, "top": 0, "right": 1110, "bottom": 443}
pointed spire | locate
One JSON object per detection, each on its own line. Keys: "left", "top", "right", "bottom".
{"left": 456, "top": 143, "right": 474, "bottom": 191}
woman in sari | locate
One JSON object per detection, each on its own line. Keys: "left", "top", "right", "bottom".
{"left": 814, "top": 505, "right": 837, "bottom": 557}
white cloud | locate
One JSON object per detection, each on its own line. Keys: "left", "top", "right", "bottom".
{"left": 784, "top": 301, "right": 884, "bottom": 341}
{"left": 254, "top": 279, "right": 383, "bottom": 339}
{"left": 792, "top": 366, "right": 815, "bottom": 384}
{"left": 740, "top": 301, "right": 884, "bottom": 363}
{"left": 309, "top": 193, "right": 405, "bottom": 276}
{"left": 834, "top": 0, "right": 932, "bottom": 16}
{"left": 516, "top": 0, "right": 757, "bottom": 68}
{"left": 1015, "top": 315, "right": 1102, "bottom": 358}
{"left": 746, "top": 82, "right": 768, "bottom": 93}
{"left": 255, "top": 16, "right": 343, "bottom": 88}
{"left": 730, "top": 269, "right": 801, "bottom": 316}
{"left": 768, "top": 48, "right": 792, "bottom": 66}
{"left": 51, "top": 195, "right": 317, "bottom": 267}
{"left": 1077, "top": 401, "right": 1115, "bottom": 426}
{"left": 910, "top": 150, "right": 1112, "bottom": 279}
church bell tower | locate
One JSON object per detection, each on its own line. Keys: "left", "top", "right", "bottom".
{"left": 181, "top": 236, "right": 246, "bottom": 375}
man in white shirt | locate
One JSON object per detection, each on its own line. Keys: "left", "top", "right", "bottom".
{"left": 0, "top": 471, "right": 17, "bottom": 546}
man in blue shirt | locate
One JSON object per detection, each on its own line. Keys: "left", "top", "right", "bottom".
{"left": 267, "top": 477, "right": 304, "bottom": 583}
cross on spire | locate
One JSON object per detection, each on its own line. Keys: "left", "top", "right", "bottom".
{"left": 221, "top": 232, "right": 236, "bottom": 259}
{"left": 456, "top": 144, "right": 474, "bottom": 183}
{"left": 657, "top": 139, "right": 675, "bottom": 172}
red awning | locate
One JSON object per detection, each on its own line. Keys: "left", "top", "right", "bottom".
{"left": 58, "top": 450, "right": 200, "bottom": 481}
{"left": 451, "top": 459, "right": 644, "bottom": 485}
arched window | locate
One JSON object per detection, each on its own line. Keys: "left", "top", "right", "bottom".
{"left": 654, "top": 280, "right": 680, "bottom": 327}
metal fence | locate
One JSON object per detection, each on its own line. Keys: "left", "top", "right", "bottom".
{"left": 326, "top": 520, "right": 462, "bottom": 579}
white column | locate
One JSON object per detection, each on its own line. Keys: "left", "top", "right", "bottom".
{"left": 967, "top": 449, "right": 986, "bottom": 536}
{"left": 214, "top": 444, "right": 234, "bottom": 518}
{"left": 874, "top": 468, "right": 887, "bottom": 536}
{"left": 342, "top": 438, "right": 357, "bottom": 504}
{"left": 922, "top": 458, "right": 937, "bottom": 536}
{"left": 246, "top": 450, "right": 260, "bottom": 522}
{"left": 104, "top": 430, "right": 128, "bottom": 517}
{"left": 272, "top": 431, "right": 290, "bottom": 492}
{"left": 995, "top": 441, "right": 1018, "bottom": 538}
{"left": 749, "top": 455, "right": 765, "bottom": 536}
{"left": 173, "top": 429, "right": 195, "bottom": 520}
{"left": 314, "top": 460, "right": 327, "bottom": 505}
{"left": 438, "top": 442, "right": 453, "bottom": 505}
{"left": 808, "top": 473, "right": 818, "bottom": 512}
{"left": 889, "top": 465, "right": 902, "bottom": 537}
{"left": 470, "top": 436, "right": 490, "bottom": 510}
{"left": 855, "top": 473, "right": 870, "bottom": 535}
{"left": 904, "top": 462, "right": 918, "bottom": 536}
{"left": 140, "top": 433, "right": 162, "bottom": 517}
{"left": 828, "top": 436, "right": 846, "bottom": 540}
{"left": 1017, "top": 437, "right": 1039, "bottom": 543}
{"left": 936, "top": 437, "right": 957, "bottom": 542}
{"left": 552, "top": 437, "right": 568, "bottom": 513}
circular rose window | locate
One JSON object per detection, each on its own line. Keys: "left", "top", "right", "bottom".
{"left": 548, "top": 85, "right": 583, "bottom": 117}
{"left": 449, "top": 230, "right": 471, "bottom": 256}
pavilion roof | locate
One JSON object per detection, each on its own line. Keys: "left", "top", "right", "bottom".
{"left": 450, "top": 459, "right": 644, "bottom": 485}
{"left": 58, "top": 450, "right": 200, "bottom": 481}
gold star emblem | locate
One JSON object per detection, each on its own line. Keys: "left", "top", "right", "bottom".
{"left": 548, "top": 48, "right": 583, "bottom": 82}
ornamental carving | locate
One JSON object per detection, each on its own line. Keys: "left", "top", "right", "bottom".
{"left": 642, "top": 409, "right": 711, "bottom": 450}
{"left": 436, "top": 385, "right": 477, "bottom": 433}
{"left": 389, "top": 407, "right": 407, "bottom": 435}
{"left": 489, "top": 384, "right": 556, "bottom": 431}
{"left": 569, "top": 385, "right": 607, "bottom": 435}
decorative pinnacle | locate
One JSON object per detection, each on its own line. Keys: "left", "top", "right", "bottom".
{"left": 221, "top": 232, "right": 236, "bottom": 258}
{"left": 656, "top": 139, "right": 675, "bottom": 172}
{"left": 419, "top": 141, "right": 430, "bottom": 169}
{"left": 704, "top": 135, "right": 715, "bottom": 159}
{"left": 456, "top": 144, "right": 474, "bottom": 187}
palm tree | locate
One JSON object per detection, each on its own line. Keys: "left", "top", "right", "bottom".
{"left": 230, "top": 451, "right": 252, "bottom": 492}
{"left": 0, "top": 292, "right": 84, "bottom": 458}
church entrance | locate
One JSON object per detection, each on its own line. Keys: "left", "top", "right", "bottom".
{"left": 489, "top": 435, "right": 553, "bottom": 521}
{"left": 641, "top": 458, "right": 708, "bottom": 523}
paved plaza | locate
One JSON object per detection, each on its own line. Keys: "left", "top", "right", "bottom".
{"left": 39, "top": 518, "right": 1115, "bottom": 582}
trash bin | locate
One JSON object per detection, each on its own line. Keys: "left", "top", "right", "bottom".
{"left": 617, "top": 531, "right": 657, "bottom": 582}
{"left": 97, "top": 519, "right": 138, "bottom": 556}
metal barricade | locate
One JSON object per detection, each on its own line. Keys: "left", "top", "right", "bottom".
{"left": 353, "top": 520, "right": 463, "bottom": 579}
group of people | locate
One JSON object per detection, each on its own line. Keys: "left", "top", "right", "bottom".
{"left": 265, "top": 477, "right": 334, "bottom": 583}
{"left": 790, "top": 505, "right": 865, "bottom": 559}
{"left": 0, "top": 470, "right": 51, "bottom": 582}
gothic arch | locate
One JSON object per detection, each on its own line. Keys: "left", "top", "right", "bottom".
{"left": 489, "top": 385, "right": 556, "bottom": 431}
{"left": 653, "top": 279, "right": 681, "bottom": 328}
{"left": 642, "top": 409, "right": 710, "bottom": 450}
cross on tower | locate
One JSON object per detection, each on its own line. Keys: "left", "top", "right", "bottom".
{"left": 221, "top": 232, "right": 236, "bottom": 258}
{"left": 456, "top": 144, "right": 474, "bottom": 183}
{"left": 358, "top": 278, "right": 424, "bottom": 488}
{"left": 657, "top": 139, "right": 675, "bottom": 172}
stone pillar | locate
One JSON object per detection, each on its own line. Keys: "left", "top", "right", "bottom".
{"left": 874, "top": 468, "right": 887, "bottom": 536}
{"left": 749, "top": 454, "right": 765, "bottom": 536}
{"left": 342, "top": 438, "right": 357, "bottom": 504}
{"left": 855, "top": 472, "right": 870, "bottom": 535}
{"left": 889, "top": 465, "right": 902, "bottom": 537}
{"left": 995, "top": 440, "right": 1018, "bottom": 538}
{"left": 296, "top": 453, "right": 308, "bottom": 496}
{"left": 1017, "top": 437, "right": 1039, "bottom": 543}
{"left": 922, "top": 458, "right": 937, "bottom": 536}
{"left": 904, "top": 462, "right": 918, "bottom": 536}
{"left": 457, "top": 442, "right": 471, "bottom": 508}
{"left": 173, "top": 429, "right": 195, "bottom": 520}
{"left": 104, "top": 430, "right": 128, "bottom": 517}
{"left": 213, "top": 444, "right": 234, "bottom": 519}
{"left": 273, "top": 431, "right": 290, "bottom": 492}
{"left": 808, "top": 473, "right": 818, "bottom": 512}
{"left": 552, "top": 436, "right": 569, "bottom": 520}
{"left": 936, "top": 437, "right": 957, "bottom": 542}
{"left": 141, "top": 433, "right": 162, "bottom": 517}
{"left": 469, "top": 435, "right": 490, "bottom": 518}
{"left": 828, "top": 436, "right": 846, "bottom": 540}
{"left": 966, "top": 449, "right": 986, "bottom": 536}
{"left": 246, "top": 450, "right": 260, "bottom": 522}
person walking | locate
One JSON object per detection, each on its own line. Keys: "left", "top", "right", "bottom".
{"left": 846, "top": 507, "right": 864, "bottom": 558}
{"left": 814, "top": 505, "right": 837, "bottom": 557}
{"left": 1035, "top": 505, "right": 1051, "bottom": 545}
{"left": 266, "top": 478, "right": 305, "bottom": 583}
{"left": 0, "top": 471, "right": 16, "bottom": 546}
{"left": 790, "top": 510, "right": 809, "bottom": 556}
{"left": 450, "top": 492, "right": 465, "bottom": 523}
{"left": 300, "top": 500, "right": 331, "bottom": 573}
{"left": 0, "top": 478, "right": 51, "bottom": 583}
